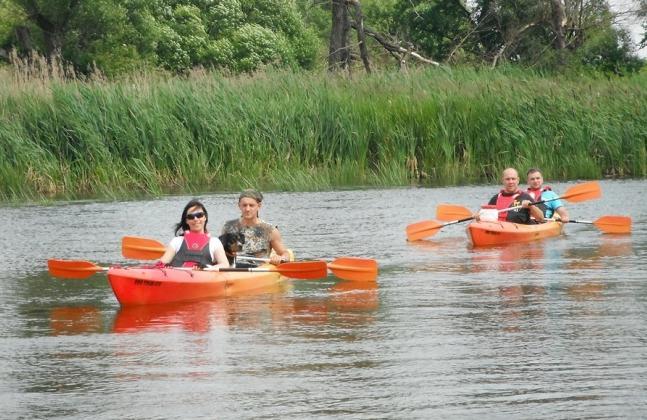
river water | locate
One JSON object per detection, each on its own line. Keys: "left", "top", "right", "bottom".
{"left": 1, "top": 179, "right": 645, "bottom": 419}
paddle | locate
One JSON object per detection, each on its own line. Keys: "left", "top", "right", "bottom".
{"left": 48, "top": 258, "right": 328, "bottom": 280}
{"left": 122, "top": 236, "right": 165, "bottom": 260}
{"left": 568, "top": 215, "right": 632, "bottom": 234}
{"left": 237, "top": 255, "right": 379, "bottom": 282}
{"left": 122, "top": 236, "right": 379, "bottom": 282}
{"left": 436, "top": 206, "right": 632, "bottom": 234}
{"left": 406, "top": 218, "right": 473, "bottom": 241}
{"left": 407, "top": 181, "right": 602, "bottom": 241}
{"left": 435, "top": 204, "right": 472, "bottom": 221}
{"left": 48, "top": 259, "right": 108, "bottom": 279}
{"left": 506, "top": 181, "right": 601, "bottom": 211}
{"left": 436, "top": 181, "right": 602, "bottom": 221}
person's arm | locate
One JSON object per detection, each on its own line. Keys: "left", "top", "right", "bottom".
{"left": 269, "top": 228, "right": 289, "bottom": 265}
{"left": 158, "top": 237, "right": 181, "bottom": 265}
{"left": 158, "top": 247, "right": 175, "bottom": 265}
{"left": 521, "top": 199, "right": 545, "bottom": 223}
{"left": 210, "top": 238, "right": 230, "bottom": 268}
{"left": 555, "top": 206, "right": 569, "bottom": 222}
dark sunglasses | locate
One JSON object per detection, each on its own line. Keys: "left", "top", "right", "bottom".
{"left": 186, "top": 211, "right": 205, "bottom": 220}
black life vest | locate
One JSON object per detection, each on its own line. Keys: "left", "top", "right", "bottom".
{"left": 170, "top": 232, "right": 212, "bottom": 268}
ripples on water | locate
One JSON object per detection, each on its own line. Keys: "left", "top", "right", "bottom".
{"left": 0, "top": 180, "right": 646, "bottom": 418}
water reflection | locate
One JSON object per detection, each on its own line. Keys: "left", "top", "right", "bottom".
{"left": 49, "top": 306, "right": 103, "bottom": 336}
{"left": 469, "top": 241, "right": 547, "bottom": 273}
{"left": 563, "top": 236, "right": 634, "bottom": 271}
{"left": 46, "top": 281, "right": 379, "bottom": 335}
{"left": 497, "top": 284, "right": 547, "bottom": 333}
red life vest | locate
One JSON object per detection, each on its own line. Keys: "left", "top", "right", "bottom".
{"left": 527, "top": 186, "right": 552, "bottom": 201}
{"left": 495, "top": 190, "right": 521, "bottom": 221}
{"left": 170, "top": 232, "right": 212, "bottom": 268}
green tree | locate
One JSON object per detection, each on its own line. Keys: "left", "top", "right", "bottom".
{"left": 4, "top": 0, "right": 320, "bottom": 75}
{"left": 388, "top": 0, "right": 472, "bottom": 61}
{"left": 470, "top": 0, "right": 644, "bottom": 72}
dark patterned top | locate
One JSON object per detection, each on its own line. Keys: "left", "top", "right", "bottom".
{"left": 222, "top": 218, "right": 274, "bottom": 258}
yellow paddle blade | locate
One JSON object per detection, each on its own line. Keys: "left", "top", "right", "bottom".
{"left": 406, "top": 220, "right": 442, "bottom": 241}
{"left": 561, "top": 181, "right": 601, "bottom": 203}
{"left": 436, "top": 204, "right": 472, "bottom": 221}
{"left": 327, "top": 257, "right": 378, "bottom": 282}
{"left": 594, "top": 215, "right": 632, "bottom": 234}
{"left": 48, "top": 259, "right": 107, "bottom": 279}
{"left": 122, "top": 236, "right": 166, "bottom": 260}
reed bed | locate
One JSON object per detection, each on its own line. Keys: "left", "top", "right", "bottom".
{"left": 0, "top": 66, "right": 645, "bottom": 202}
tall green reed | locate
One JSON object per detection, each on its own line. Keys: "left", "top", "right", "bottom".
{"left": 0, "top": 66, "right": 645, "bottom": 202}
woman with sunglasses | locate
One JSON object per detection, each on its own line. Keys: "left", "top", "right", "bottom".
{"left": 221, "top": 189, "right": 290, "bottom": 266}
{"left": 157, "top": 199, "right": 229, "bottom": 269}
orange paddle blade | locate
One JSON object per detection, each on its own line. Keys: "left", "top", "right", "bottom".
{"left": 594, "top": 215, "right": 632, "bottom": 234}
{"left": 275, "top": 261, "right": 328, "bottom": 279}
{"left": 327, "top": 257, "right": 378, "bottom": 282}
{"left": 436, "top": 204, "right": 472, "bottom": 221}
{"left": 561, "top": 181, "right": 601, "bottom": 203}
{"left": 122, "top": 236, "right": 166, "bottom": 260}
{"left": 48, "top": 259, "right": 107, "bottom": 279}
{"left": 406, "top": 220, "right": 443, "bottom": 241}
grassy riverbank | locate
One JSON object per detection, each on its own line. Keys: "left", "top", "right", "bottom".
{"left": 1, "top": 67, "right": 645, "bottom": 202}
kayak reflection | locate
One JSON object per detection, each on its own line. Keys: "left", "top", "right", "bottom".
{"left": 469, "top": 241, "right": 548, "bottom": 273}
{"left": 49, "top": 306, "right": 103, "bottom": 335}
{"left": 112, "top": 281, "right": 379, "bottom": 334}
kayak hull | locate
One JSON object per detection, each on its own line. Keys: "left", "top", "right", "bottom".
{"left": 107, "top": 266, "right": 283, "bottom": 306}
{"left": 467, "top": 220, "right": 563, "bottom": 247}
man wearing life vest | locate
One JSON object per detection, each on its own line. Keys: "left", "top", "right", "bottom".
{"left": 476, "top": 168, "right": 545, "bottom": 224}
{"left": 526, "top": 168, "right": 569, "bottom": 222}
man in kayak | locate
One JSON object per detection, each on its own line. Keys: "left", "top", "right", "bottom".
{"left": 476, "top": 167, "right": 545, "bottom": 224}
{"left": 526, "top": 168, "right": 570, "bottom": 222}
{"left": 222, "top": 189, "right": 291, "bottom": 267}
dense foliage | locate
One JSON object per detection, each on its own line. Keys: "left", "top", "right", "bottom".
{"left": 0, "top": 0, "right": 320, "bottom": 75}
{"left": 0, "top": 0, "right": 644, "bottom": 75}
{"left": 0, "top": 1, "right": 645, "bottom": 202}
{"left": 0, "top": 69, "right": 645, "bottom": 201}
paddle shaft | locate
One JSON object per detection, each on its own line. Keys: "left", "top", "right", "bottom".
{"left": 235, "top": 256, "right": 284, "bottom": 263}
{"left": 122, "top": 236, "right": 378, "bottom": 282}
{"left": 236, "top": 256, "right": 379, "bottom": 282}
{"left": 442, "top": 205, "right": 520, "bottom": 225}
{"left": 204, "top": 265, "right": 279, "bottom": 273}
{"left": 507, "top": 195, "right": 563, "bottom": 212}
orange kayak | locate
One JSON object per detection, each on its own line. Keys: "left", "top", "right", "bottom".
{"left": 467, "top": 220, "right": 563, "bottom": 247}
{"left": 108, "top": 265, "right": 284, "bottom": 306}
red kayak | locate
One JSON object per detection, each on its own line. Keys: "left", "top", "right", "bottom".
{"left": 108, "top": 265, "right": 284, "bottom": 306}
{"left": 467, "top": 220, "right": 563, "bottom": 247}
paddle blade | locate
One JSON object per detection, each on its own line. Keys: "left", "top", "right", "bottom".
{"left": 406, "top": 220, "right": 442, "bottom": 241}
{"left": 436, "top": 204, "right": 472, "bottom": 222}
{"left": 328, "top": 257, "right": 379, "bottom": 282}
{"left": 48, "top": 259, "right": 106, "bottom": 279}
{"left": 122, "top": 236, "right": 166, "bottom": 260}
{"left": 594, "top": 215, "right": 632, "bottom": 234}
{"left": 561, "top": 181, "right": 601, "bottom": 203}
{"left": 276, "top": 261, "right": 328, "bottom": 279}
